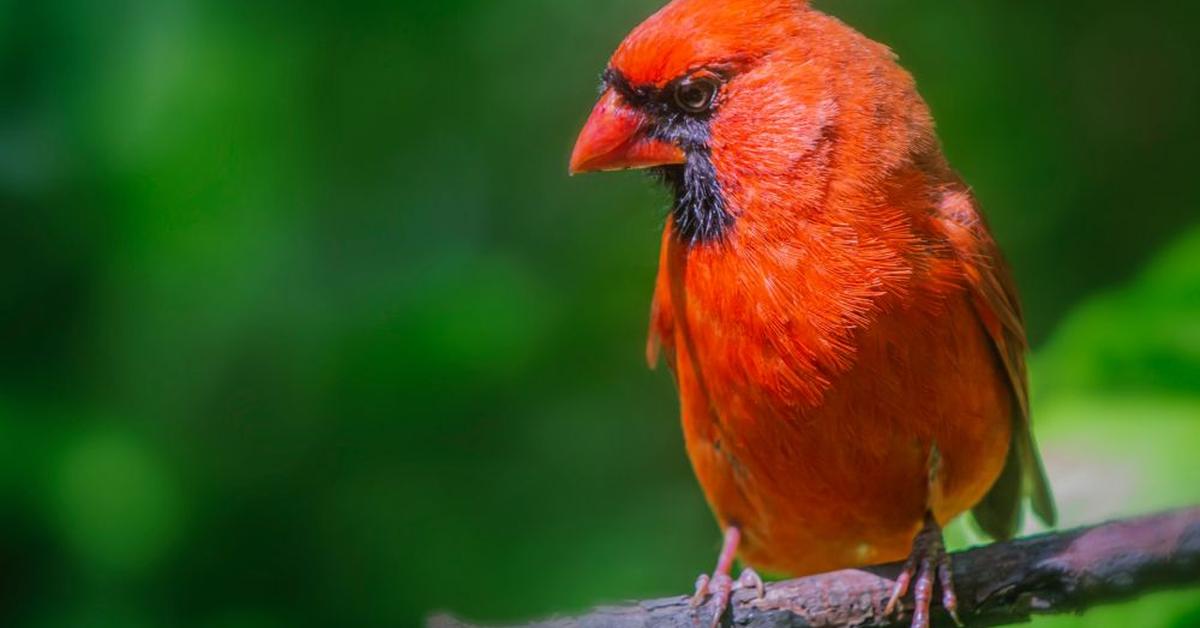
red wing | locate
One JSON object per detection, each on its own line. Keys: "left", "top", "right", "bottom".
{"left": 647, "top": 281, "right": 674, "bottom": 371}
{"left": 936, "top": 188, "right": 1056, "bottom": 536}
{"left": 646, "top": 224, "right": 681, "bottom": 372}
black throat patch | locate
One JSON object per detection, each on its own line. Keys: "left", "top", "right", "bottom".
{"left": 604, "top": 69, "right": 735, "bottom": 245}
{"left": 654, "top": 152, "right": 733, "bottom": 245}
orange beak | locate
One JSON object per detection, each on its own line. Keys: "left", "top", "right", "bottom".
{"left": 569, "top": 89, "right": 686, "bottom": 175}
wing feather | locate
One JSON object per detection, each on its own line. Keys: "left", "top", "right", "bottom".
{"left": 936, "top": 188, "right": 1056, "bottom": 538}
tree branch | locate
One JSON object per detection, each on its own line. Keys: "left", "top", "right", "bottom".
{"left": 431, "top": 507, "right": 1200, "bottom": 627}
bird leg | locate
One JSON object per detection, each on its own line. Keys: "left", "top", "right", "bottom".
{"left": 690, "top": 526, "right": 764, "bottom": 628}
{"left": 884, "top": 511, "right": 962, "bottom": 628}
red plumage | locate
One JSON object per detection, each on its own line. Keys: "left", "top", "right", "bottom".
{"left": 571, "top": 1, "right": 1055, "bottom": 624}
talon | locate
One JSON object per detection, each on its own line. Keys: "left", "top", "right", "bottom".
{"left": 885, "top": 512, "right": 961, "bottom": 628}
{"left": 939, "top": 558, "right": 963, "bottom": 627}
{"left": 737, "top": 567, "right": 765, "bottom": 599}
{"left": 689, "top": 526, "right": 749, "bottom": 626}
{"left": 913, "top": 557, "right": 935, "bottom": 628}
{"left": 690, "top": 573, "right": 711, "bottom": 607}
{"left": 708, "top": 573, "right": 734, "bottom": 628}
{"left": 884, "top": 559, "right": 915, "bottom": 615}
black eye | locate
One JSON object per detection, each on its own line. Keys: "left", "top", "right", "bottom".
{"left": 674, "top": 76, "right": 720, "bottom": 113}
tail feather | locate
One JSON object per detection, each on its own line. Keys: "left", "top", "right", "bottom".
{"left": 972, "top": 426, "right": 1057, "bottom": 540}
{"left": 1022, "top": 430, "right": 1058, "bottom": 527}
{"left": 971, "top": 435, "right": 1023, "bottom": 540}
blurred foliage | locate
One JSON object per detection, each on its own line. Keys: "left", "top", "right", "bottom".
{"left": 1, "top": 0, "right": 1198, "bottom": 626}
{"left": 1022, "top": 225, "right": 1200, "bottom": 627}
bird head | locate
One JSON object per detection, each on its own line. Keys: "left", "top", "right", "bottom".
{"left": 570, "top": 0, "right": 933, "bottom": 245}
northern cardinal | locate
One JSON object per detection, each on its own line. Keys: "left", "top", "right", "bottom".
{"left": 569, "top": 1, "right": 1056, "bottom": 627}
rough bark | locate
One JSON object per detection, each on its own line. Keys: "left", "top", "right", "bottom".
{"left": 431, "top": 507, "right": 1200, "bottom": 627}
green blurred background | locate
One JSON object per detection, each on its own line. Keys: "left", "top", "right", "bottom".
{"left": 2, "top": 0, "right": 1199, "bottom": 626}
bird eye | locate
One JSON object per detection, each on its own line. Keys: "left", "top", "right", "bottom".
{"left": 674, "top": 75, "right": 720, "bottom": 113}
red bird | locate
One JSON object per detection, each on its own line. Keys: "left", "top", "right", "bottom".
{"left": 570, "top": 1, "right": 1056, "bottom": 626}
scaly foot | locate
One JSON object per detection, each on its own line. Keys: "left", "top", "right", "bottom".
{"left": 690, "top": 526, "right": 765, "bottom": 628}
{"left": 884, "top": 512, "right": 963, "bottom": 628}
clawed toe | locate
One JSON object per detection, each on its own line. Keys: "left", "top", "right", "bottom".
{"left": 690, "top": 568, "right": 763, "bottom": 628}
{"left": 690, "top": 573, "right": 711, "bottom": 607}
{"left": 885, "top": 512, "right": 962, "bottom": 628}
{"left": 689, "top": 527, "right": 765, "bottom": 627}
{"left": 738, "top": 567, "right": 765, "bottom": 600}
{"left": 691, "top": 572, "right": 733, "bottom": 628}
